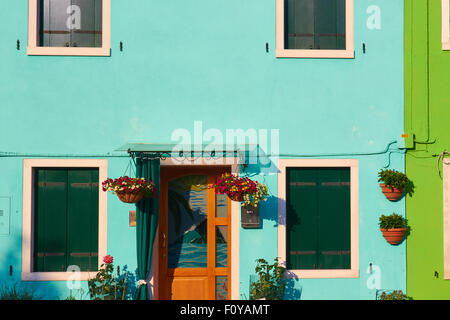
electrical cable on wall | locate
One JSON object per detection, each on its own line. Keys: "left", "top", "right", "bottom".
{"left": 437, "top": 150, "right": 450, "bottom": 178}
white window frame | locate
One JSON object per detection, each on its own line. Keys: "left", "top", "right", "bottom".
{"left": 277, "top": 159, "right": 359, "bottom": 278}
{"left": 442, "top": 0, "right": 450, "bottom": 50}
{"left": 21, "top": 159, "right": 108, "bottom": 281}
{"left": 27, "top": 0, "right": 111, "bottom": 56}
{"left": 444, "top": 158, "right": 450, "bottom": 279}
{"left": 276, "top": 0, "right": 354, "bottom": 58}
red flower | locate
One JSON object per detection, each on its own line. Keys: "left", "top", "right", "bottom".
{"left": 103, "top": 255, "right": 113, "bottom": 264}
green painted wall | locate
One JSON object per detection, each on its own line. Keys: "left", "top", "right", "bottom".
{"left": 405, "top": 0, "right": 450, "bottom": 299}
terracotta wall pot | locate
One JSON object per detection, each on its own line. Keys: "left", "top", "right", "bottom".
{"left": 116, "top": 192, "right": 144, "bottom": 204}
{"left": 380, "top": 184, "right": 404, "bottom": 201}
{"left": 380, "top": 227, "right": 407, "bottom": 245}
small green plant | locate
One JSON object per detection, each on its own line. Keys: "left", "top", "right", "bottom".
{"left": 379, "top": 213, "right": 407, "bottom": 229}
{"left": 379, "top": 290, "right": 412, "bottom": 300}
{"left": 378, "top": 169, "right": 413, "bottom": 194}
{"left": 64, "top": 288, "right": 89, "bottom": 300}
{"left": 0, "top": 283, "right": 41, "bottom": 300}
{"left": 88, "top": 255, "right": 129, "bottom": 300}
{"left": 250, "top": 258, "right": 286, "bottom": 300}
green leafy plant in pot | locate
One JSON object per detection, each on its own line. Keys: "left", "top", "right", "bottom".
{"left": 88, "top": 255, "right": 129, "bottom": 300}
{"left": 379, "top": 213, "right": 408, "bottom": 245}
{"left": 378, "top": 290, "right": 412, "bottom": 300}
{"left": 378, "top": 169, "right": 410, "bottom": 201}
{"left": 249, "top": 258, "right": 286, "bottom": 300}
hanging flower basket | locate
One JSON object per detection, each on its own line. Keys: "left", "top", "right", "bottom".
{"left": 116, "top": 192, "right": 145, "bottom": 204}
{"left": 228, "top": 193, "right": 245, "bottom": 202}
{"left": 214, "top": 173, "right": 268, "bottom": 207}
{"left": 102, "top": 176, "right": 157, "bottom": 204}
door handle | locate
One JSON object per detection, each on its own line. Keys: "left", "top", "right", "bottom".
{"left": 162, "top": 232, "right": 166, "bottom": 248}
{"left": 161, "top": 232, "right": 167, "bottom": 259}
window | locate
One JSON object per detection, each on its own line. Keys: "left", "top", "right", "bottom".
{"left": 278, "top": 159, "right": 359, "bottom": 278}
{"left": 442, "top": 0, "right": 450, "bottom": 50}
{"left": 28, "top": 0, "right": 111, "bottom": 56}
{"left": 276, "top": 0, "right": 354, "bottom": 58}
{"left": 34, "top": 168, "right": 99, "bottom": 272}
{"left": 22, "top": 159, "right": 107, "bottom": 281}
{"left": 444, "top": 159, "right": 450, "bottom": 279}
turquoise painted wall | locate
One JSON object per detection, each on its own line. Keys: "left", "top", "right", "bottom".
{"left": 0, "top": 0, "right": 405, "bottom": 300}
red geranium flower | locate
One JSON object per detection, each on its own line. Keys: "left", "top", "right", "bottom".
{"left": 103, "top": 255, "right": 113, "bottom": 264}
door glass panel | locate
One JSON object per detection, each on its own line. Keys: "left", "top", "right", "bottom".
{"left": 216, "top": 193, "right": 228, "bottom": 218}
{"left": 216, "top": 226, "right": 228, "bottom": 268}
{"left": 215, "top": 276, "right": 228, "bottom": 300}
{"left": 168, "top": 175, "right": 208, "bottom": 268}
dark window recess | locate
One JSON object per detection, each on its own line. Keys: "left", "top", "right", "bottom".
{"left": 34, "top": 168, "right": 99, "bottom": 272}
{"left": 37, "top": 0, "right": 102, "bottom": 48}
{"left": 286, "top": 167, "right": 351, "bottom": 270}
{"left": 284, "top": 0, "right": 346, "bottom": 50}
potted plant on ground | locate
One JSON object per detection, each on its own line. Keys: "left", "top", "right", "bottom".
{"left": 377, "top": 169, "right": 410, "bottom": 201}
{"left": 214, "top": 173, "right": 268, "bottom": 207}
{"left": 250, "top": 258, "right": 286, "bottom": 300}
{"left": 379, "top": 213, "right": 408, "bottom": 245}
{"left": 378, "top": 290, "right": 412, "bottom": 300}
{"left": 102, "top": 176, "right": 157, "bottom": 204}
{"left": 88, "top": 255, "right": 129, "bottom": 300}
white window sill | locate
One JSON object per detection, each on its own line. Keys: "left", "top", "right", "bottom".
{"left": 27, "top": 46, "right": 111, "bottom": 57}
{"left": 443, "top": 42, "right": 450, "bottom": 51}
{"left": 22, "top": 271, "right": 98, "bottom": 281}
{"left": 276, "top": 49, "right": 355, "bottom": 59}
{"left": 285, "top": 269, "right": 359, "bottom": 279}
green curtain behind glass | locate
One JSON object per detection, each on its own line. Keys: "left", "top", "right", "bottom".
{"left": 134, "top": 156, "right": 160, "bottom": 300}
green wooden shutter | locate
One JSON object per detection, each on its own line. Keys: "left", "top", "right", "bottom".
{"left": 34, "top": 168, "right": 99, "bottom": 272}
{"left": 286, "top": 167, "right": 351, "bottom": 270}
{"left": 34, "top": 169, "right": 68, "bottom": 272}
{"left": 317, "top": 168, "right": 351, "bottom": 269}
{"left": 286, "top": 168, "right": 319, "bottom": 269}
{"left": 67, "top": 169, "right": 99, "bottom": 271}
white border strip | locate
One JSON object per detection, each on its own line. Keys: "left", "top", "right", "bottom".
{"left": 443, "top": 0, "right": 450, "bottom": 50}
{"left": 444, "top": 158, "right": 450, "bottom": 279}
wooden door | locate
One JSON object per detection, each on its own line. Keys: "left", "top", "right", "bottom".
{"left": 159, "top": 166, "right": 231, "bottom": 300}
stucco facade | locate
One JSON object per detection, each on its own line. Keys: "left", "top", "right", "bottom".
{"left": 0, "top": 0, "right": 406, "bottom": 300}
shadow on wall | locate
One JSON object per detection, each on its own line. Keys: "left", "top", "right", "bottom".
{"left": 0, "top": 235, "right": 59, "bottom": 300}
{"left": 260, "top": 195, "right": 279, "bottom": 228}
{"left": 0, "top": 234, "right": 141, "bottom": 300}
{"left": 284, "top": 271, "right": 302, "bottom": 300}
{"left": 122, "top": 266, "right": 138, "bottom": 300}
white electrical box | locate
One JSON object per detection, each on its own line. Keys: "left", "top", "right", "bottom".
{"left": 0, "top": 197, "right": 11, "bottom": 235}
